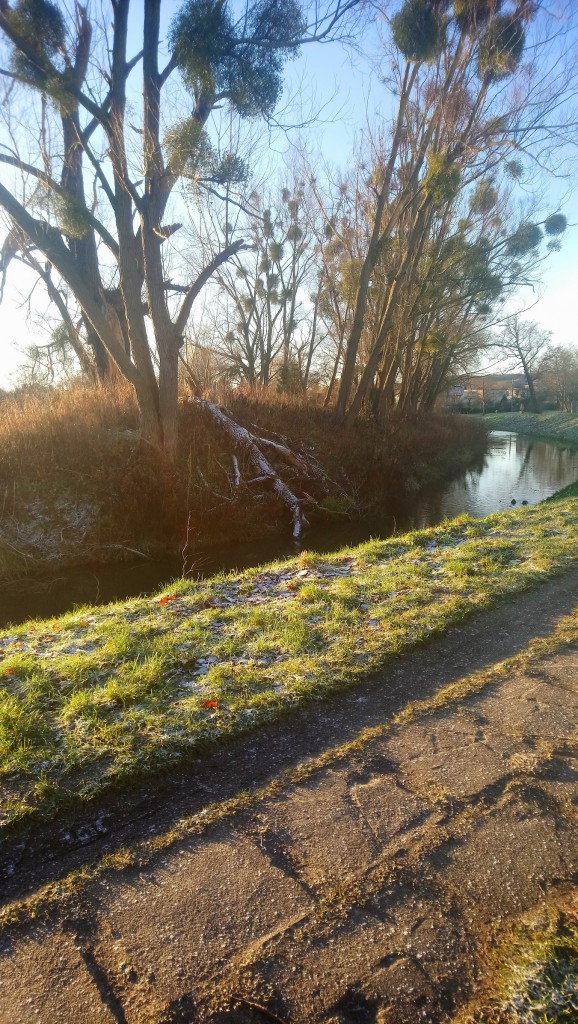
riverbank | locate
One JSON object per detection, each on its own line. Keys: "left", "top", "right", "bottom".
{"left": 0, "top": 385, "right": 487, "bottom": 584}
{"left": 1, "top": 492, "right": 578, "bottom": 838}
{"left": 486, "top": 410, "right": 578, "bottom": 446}
{"left": 483, "top": 413, "right": 578, "bottom": 501}
{"left": 1, "top": 419, "right": 577, "bottom": 1023}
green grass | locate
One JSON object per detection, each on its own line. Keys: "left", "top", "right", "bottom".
{"left": 1, "top": 497, "right": 578, "bottom": 832}
{"left": 486, "top": 411, "right": 578, "bottom": 447}
{"left": 459, "top": 901, "right": 578, "bottom": 1024}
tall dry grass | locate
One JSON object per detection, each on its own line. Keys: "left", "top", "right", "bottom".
{"left": 226, "top": 390, "right": 488, "bottom": 499}
{"left": 0, "top": 383, "right": 182, "bottom": 561}
{"left": 0, "top": 382, "right": 139, "bottom": 484}
{"left": 0, "top": 381, "right": 488, "bottom": 571}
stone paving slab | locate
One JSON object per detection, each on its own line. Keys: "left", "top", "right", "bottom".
{"left": 91, "top": 833, "right": 313, "bottom": 1023}
{"left": 434, "top": 796, "right": 575, "bottom": 921}
{"left": 254, "top": 771, "right": 380, "bottom": 892}
{"left": 0, "top": 928, "right": 118, "bottom": 1024}
{"left": 349, "top": 773, "right": 432, "bottom": 845}
{"left": 472, "top": 672, "right": 578, "bottom": 740}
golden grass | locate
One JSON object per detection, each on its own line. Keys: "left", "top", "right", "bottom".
{"left": 0, "top": 382, "right": 489, "bottom": 572}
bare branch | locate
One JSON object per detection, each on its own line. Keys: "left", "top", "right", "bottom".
{"left": 174, "top": 239, "right": 249, "bottom": 338}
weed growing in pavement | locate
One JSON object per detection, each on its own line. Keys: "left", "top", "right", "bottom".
{"left": 457, "top": 898, "right": 578, "bottom": 1024}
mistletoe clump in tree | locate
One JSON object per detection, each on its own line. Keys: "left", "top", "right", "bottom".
{"left": 0, "top": 0, "right": 361, "bottom": 460}
{"left": 333, "top": 0, "right": 565, "bottom": 423}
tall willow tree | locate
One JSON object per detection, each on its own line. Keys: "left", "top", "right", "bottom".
{"left": 335, "top": 0, "right": 574, "bottom": 422}
{"left": 0, "top": 0, "right": 361, "bottom": 453}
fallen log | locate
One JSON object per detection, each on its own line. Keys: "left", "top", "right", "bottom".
{"left": 195, "top": 399, "right": 309, "bottom": 538}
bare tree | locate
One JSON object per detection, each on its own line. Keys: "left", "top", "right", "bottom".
{"left": 0, "top": 0, "right": 364, "bottom": 454}
{"left": 494, "top": 315, "right": 551, "bottom": 412}
{"left": 208, "top": 178, "right": 322, "bottom": 389}
{"left": 332, "top": 0, "right": 577, "bottom": 422}
{"left": 540, "top": 345, "right": 578, "bottom": 412}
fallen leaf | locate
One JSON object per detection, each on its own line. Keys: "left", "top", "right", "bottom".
{"left": 201, "top": 699, "right": 219, "bottom": 709}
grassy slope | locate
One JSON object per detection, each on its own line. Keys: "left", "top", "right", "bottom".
{"left": 487, "top": 411, "right": 578, "bottom": 445}
{"left": 1, "top": 493, "right": 578, "bottom": 832}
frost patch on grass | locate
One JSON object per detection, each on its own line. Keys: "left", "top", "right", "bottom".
{"left": 0, "top": 497, "right": 100, "bottom": 568}
{"left": 460, "top": 900, "right": 578, "bottom": 1024}
{"left": 0, "top": 500, "right": 577, "bottom": 827}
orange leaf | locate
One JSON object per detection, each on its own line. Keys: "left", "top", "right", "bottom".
{"left": 158, "top": 594, "right": 178, "bottom": 606}
{"left": 4, "top": 668, "right": 16, "bottom": 676}
{"left": 201, "top": 699, "right": 219, "bottom": 709}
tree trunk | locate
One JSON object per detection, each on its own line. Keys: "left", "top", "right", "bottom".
{"left": 158, "top": 343, "right": 180, "bottom": 457}
{"left": 197, "top": 400, "right": 308, "bottom": 538}
{"left": 336, "top": 63, "right": 418, "bottom": 418}
{"left": 519, "top": 352, "right": 539, "bottom": 412}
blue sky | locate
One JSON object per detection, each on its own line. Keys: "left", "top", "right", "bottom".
{"left": 0, "top": 0, "right": 576, "bottom": 388}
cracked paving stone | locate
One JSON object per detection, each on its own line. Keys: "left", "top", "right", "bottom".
{"left": 535, "top": 754, "right": 578, "bottom": 805}
{"left": 400, "top": 740, "right": 508, "bottom": 801}
{"left": 473, "top": 674, "right": 578, "bottom": 741}
{"left": 349, "top": 773, "right": 434, "bottom": 845}
{"left": 90, "top": 832, "right": 313, "bottom": 1023}
{"left": 247, "top": 907, "right": 397, "bottom": 1022}
{"left": 433, "top": 796, "right": 577, "bottom": 920}
{"left": 359, "top": 957, "right": 440, "bottom": 1023}
{"left": 0, "top": 929, "right": 118, "bottom": 1024}
{"left": 384, "top": 717, "right": 510, "bottom": 801}
{"left": 259, "top": 770, "right": 378, "bottom": 891}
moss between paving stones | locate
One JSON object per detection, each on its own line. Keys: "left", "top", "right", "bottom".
{"left": 457, "top": 897, "right": 578, "bottom": 1024}
{"left": 1, "top": 496, "right": 578, "bottom": 833}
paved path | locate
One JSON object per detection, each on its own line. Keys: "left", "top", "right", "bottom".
{"left": 0, "top": 577, "right": 577, "bottom": 1024}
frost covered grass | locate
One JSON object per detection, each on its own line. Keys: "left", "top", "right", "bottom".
{"left": 459, "top": 899, "right": 578, "bottom": 1024}
{"left": 1, "top": 498, "right": 578, "bottom": 830}
{"left": 488, "top": 411, "right": 578, "bottom": 447}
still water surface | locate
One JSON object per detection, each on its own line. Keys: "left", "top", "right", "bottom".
{"left": 2, "top": 431, "right": 577, "bottom": 627}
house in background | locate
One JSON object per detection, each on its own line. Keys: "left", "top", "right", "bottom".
{"left": 445, "top": 374, "right": 533, "bottom": 412}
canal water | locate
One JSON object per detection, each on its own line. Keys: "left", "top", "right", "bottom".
{"left": 1, "top": 431, "right": 577, "bottom": 627}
